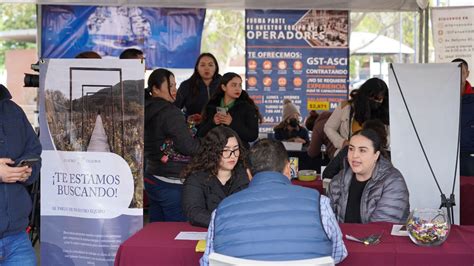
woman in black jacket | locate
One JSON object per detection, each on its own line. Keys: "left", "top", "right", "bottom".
{"left": 174, "top": 53, "right": 221, "bottom": 123}
{"left": 144, "top": 68, "right": 200, "bottom": 222}
{"left": 181, "top": 126, "right": 249, "bottom": 227}
{"left": 198, "top": 72, "right": 260, "bottom": 148}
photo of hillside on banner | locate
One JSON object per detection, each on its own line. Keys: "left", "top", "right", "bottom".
{"left": 38, "top": 59, "right": 144, "bottom": 266}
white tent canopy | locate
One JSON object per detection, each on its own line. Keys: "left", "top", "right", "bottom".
{"left": 351, "top": 32, "right": 415, "bottom": 55}
{"left": 14, "top": 0, "right": 421, "bottom": 11}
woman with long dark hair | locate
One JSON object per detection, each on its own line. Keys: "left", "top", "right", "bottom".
{"left": 144, "top": 68, "right": 200, "bottom": 222}
{"left": 174, "top": 53, "right": 221, "bottom": 123}
{"left": 181, "top": 126, "right": 249, "bottom": 227}
{"left": 324, "top": 77, "right": 389, "bottom": 154}
{"left": 328, "top": 128, "right": 409, "bottom": 224}
{"left": 198, "top": 72, "right": 260, "bottom": 147}
{"left": 323, "top": 119, "right": 389, "bottom": 180}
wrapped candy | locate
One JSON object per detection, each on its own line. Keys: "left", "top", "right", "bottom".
{"left": 406, "top": 209, "right": 450, "bottom": 246}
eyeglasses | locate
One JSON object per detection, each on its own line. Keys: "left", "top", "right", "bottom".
{"left": 222, "top": 148, "right": 240, "bottom": 159}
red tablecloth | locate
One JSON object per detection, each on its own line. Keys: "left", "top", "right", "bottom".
{"left": 291, "top": 178, "right": 324, "bottom": 194}
{"left": 114, "top": 222, "right": 206, "bottom": 266}
{"left": 461, "top": 176, "right": 474, "bottom": 225}
{"left": 339, "top": 222, "right": 474, "bottom": 266}
{"left": 114, "top": 222, "right": 474, "bottom": 266}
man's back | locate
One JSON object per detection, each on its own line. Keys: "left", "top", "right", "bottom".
{"left": 213, "top": 171, "right": 332, "bottom": 261}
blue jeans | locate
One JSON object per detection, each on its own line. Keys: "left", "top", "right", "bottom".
{"left": 0, "top": 232, "right": 36, "bottom": 266}
{"left": 144, "top": 174, "right": 186, "bottom": 222}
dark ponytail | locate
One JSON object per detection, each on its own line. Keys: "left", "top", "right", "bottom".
{"left": 352, "top": 124, "right": 388, "bottom": 159}
{"left": 147, "top": 68, "right": 174, "bottom": 99}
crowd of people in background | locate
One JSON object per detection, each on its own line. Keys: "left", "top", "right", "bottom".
{"left": 2, "top": 46, "right": 470, "bottom": 265}
{"left": 139, "top": 51, "right": 472, "bottom": 264}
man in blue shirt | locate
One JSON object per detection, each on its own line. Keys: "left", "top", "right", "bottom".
{"left": 201, "top": 139, "right": 347, "bottom": 265}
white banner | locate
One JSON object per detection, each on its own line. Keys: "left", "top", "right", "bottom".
{"left": 41, "top": 151, "right": 136, "bottom": 219}
{"left": 432, "top": 6, "right": 474, "bottom": 84}
{"left": 39, "top": 59, "right": 145, "bottom": 265}
{"left": 389, "top": 63, "right": 460, "bottom": 224}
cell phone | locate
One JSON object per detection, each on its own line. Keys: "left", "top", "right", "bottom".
{"left": 216, "top": 107, "right": 227, "bottom": 115}
{"left": 15, "top": 158, "right": 40, "bottom": 167}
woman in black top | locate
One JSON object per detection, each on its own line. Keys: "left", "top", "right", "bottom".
{"left": 323, "top": 119, "right": 389, "bottom": 180}
{"left": 144, "top": 68, "right": 200, "bottom": 222}
{"left": 181, "top": 126, "right": 249, "bottom": 227}
{"left": 174, "top": 53, "right": 221, "bottom": 123}
{"left": 328, "top": 127, "right": 409, "bottom": 224}
{"left": 198, "top": 72, "right": 260, "bottom": 148}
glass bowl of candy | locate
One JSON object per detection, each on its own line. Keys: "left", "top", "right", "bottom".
{"left": 406, "top": 208, "right": 450, "bottom": 247}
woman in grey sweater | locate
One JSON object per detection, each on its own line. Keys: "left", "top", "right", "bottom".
{"left": 328, "top": 128, "right": 409, "bottom": 224}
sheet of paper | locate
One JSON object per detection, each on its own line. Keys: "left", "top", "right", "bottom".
{"left": 175, "top": 231, "right": 207, "bottom": 240}
{"left": 282, "top": 141, "right": 302, "bottom": 151}
{"left": 391, "top": 224, "right": 409, "bottom": 236}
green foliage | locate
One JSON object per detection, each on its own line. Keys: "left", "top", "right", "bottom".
{"left": 352, "top": 11, "right": 417, "bottom": 47}
{"left": 349, "top": 11, "right": 418, "bottom": 80}
{"left": 201, "top": 9, "right": 245, "bottom": 68}
{"left": 0, "top": 3, "right": 37, "bottom": 68}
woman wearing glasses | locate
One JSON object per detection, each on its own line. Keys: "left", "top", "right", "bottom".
{"left": 181, "top": 126, "right": 249, "bottom": 227}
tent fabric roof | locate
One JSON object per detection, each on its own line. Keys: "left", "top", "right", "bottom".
{"left": 32, "top": 0, "right": 420, "bottom": 11}
{"left": 0, "top": 29, "right": 36, "bottom": 42}
{"left": 350, "top": 32, "right": 415, "bottom": 55}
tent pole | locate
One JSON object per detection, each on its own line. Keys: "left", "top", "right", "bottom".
{"left": 418, "top": 8, "right": 423, "bottom": 63}
{"left": 424, "top": 6, "right": 430, "bottom": 63}
{"left": 37, "top": 4, "right": 42, "bottom": 59}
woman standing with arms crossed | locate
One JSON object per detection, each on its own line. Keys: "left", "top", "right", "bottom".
{"left": 145, "top": 68, "right": 200, "bottom": 222}
{"left": 175, "top": 53, "right": 221, "bottom": 124}
{"left": 198, "top": 72, "right": 260, "bottom": 148}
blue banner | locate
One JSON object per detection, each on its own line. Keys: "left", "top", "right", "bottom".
{"left": 245, "top": 10, "right": 349, "bottom": 132}
{"left": 41, "top": 6, "right": 205, "bottom": 68}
